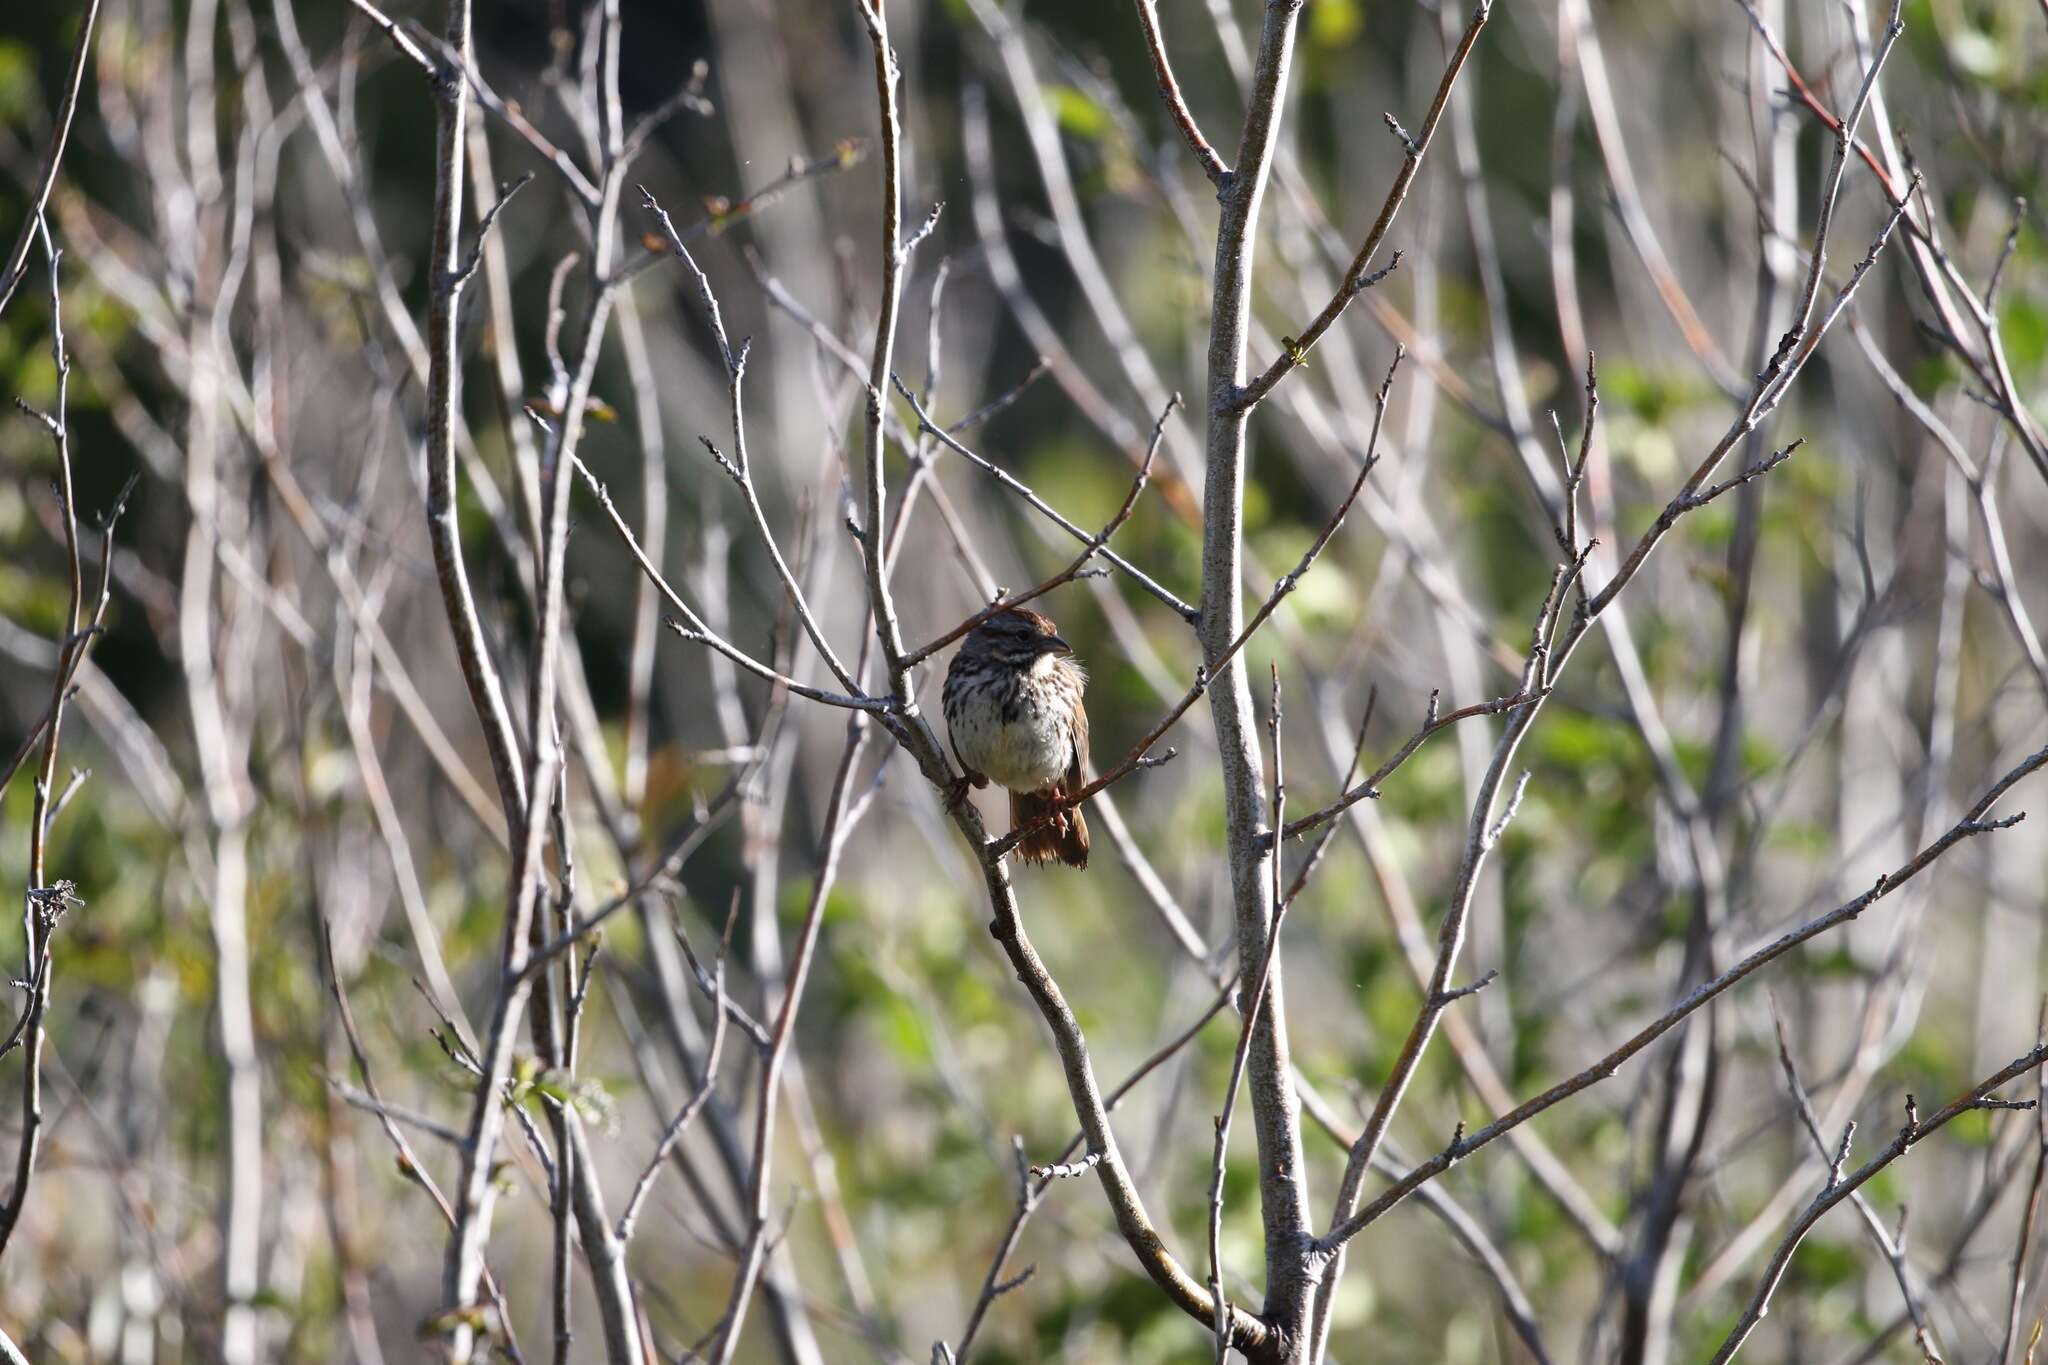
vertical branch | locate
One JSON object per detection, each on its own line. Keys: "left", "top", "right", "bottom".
{"left": 420, "top": 0, "right": 527, "bottom": 823}
{"left": 1207, "top": 667, "right": 1293, "bottom": 1361}
{"left": 539, "top": 757, "right": 577, "bottom": 1365}
{"left": 429, "top": 1, "right": 533, "bottom": 1354}
{"left": 441, "top": 5, "right": 645, "bottom": 1355}
{"left": 178, "top": 197, "right": 266, "bottom": 1364}
{"left": 854, "top": 0, "right": 916, "bottom": 702}
{"left": 1200, "top": 0, "right": 1316, "bottom": 1350}
{"left": 445, "top": 749, "right": 558, "bottom": 1359}
{"left": 710, "top": 720, "right": 871, "bottom": 1363}
{"left": 0, "top": 223, "right": 111, "bottom": 1264}
{"left": 513, "top": 36, "right": 635, "bottom": 1355}
{"left": 614, "top": 294, "right": 668, "bottom": 818}
{"left": 2000, "top": 1000, "right": 2048, "bottom": 1365}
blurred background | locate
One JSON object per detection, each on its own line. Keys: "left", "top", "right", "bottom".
{"left": 1, "top": 0, "right": 2045, "bottom": 1359}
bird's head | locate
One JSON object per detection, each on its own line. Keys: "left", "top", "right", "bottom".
{"left": 964, "top": 607, "right": 1073, "bottom": 668}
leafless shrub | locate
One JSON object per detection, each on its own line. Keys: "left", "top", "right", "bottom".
{"left": 1, "top": 0, "right": 2045, "bottom": 1362}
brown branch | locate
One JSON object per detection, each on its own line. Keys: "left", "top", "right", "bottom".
{"left": 415, "top": 4, "right": 526, "bottom": 828}
{"left": 979, "top": 855, "right": 1274, "bottom": 1354}
{"left": 1710, "top": 1050, "right": 2048, "bottom": 1364}
{"left": 1753, "top": 0, "right": 1907, "bottom": 395}
{"left": 611, "top": 144, "right": 866, "bottom": 289}
{"left": 994, "top": 351, "right": 1401, "bottom": 861}
{"left": 892, "top": 380, "right": 1199, "bottom": 622}
{"left": 948, "top": 979, "right": 1243, "bottom": 1363}
{"left": 0, "top": 0, "right": 100, "bottom": 322}
{"left": 1772, "top": 1004, "right": 1946, "bottom": 1363}
{"left": 1732, "top": 0, "right": 1913, "bottom": 215}
{"left": 0, "top": 225, "right": 126, "bottom": 1264}
{"left": 1269, "top": 686, "right": 1545, "bottom": 848}
{"left": 1132, "top": 0, "right": 1228, "bottom": 185}
{"left": 1207, "top": 667, "right": 1291, "bottom": 1361}
{"left": 1235, "top": 2, "right": 1487, "bottom": 409}
{"left": 900, "top": 394, "right": 1174, "bottom": 668}
{"left": 945, "top": 1140, "right": 1045, "bottom": 1364}
{"left": 1320, "top": 741, "right": 2046, "bottom": 1253}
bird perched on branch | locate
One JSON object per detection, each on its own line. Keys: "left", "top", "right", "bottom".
{"left": 942, "top": 607, "right": 1090, "bottom": 869}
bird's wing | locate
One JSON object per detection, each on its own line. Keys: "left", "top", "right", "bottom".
{"left": 942, "top": 660, "right": 972, "bottom": 779}
{"left": 1065, "top": 691, "right": 1089, "bottom": 794}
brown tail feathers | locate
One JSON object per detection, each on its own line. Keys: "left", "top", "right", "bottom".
{"left": 1011, "top": 788, "right": 1089, "bottom": 869}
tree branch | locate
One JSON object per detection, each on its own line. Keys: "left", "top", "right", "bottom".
{"left": 1321, "top": 742, "right": 2045, "bottom": 1253}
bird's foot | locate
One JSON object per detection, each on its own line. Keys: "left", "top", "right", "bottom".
{"left": 945, "top": 769, "right": 988, "bottom": 811}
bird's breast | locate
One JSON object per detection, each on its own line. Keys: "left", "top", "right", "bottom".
{"left": 946, "top": 671, "right": 1072, "bottom": 793}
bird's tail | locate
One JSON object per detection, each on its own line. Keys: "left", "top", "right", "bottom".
{"left": 1011, "top": 788, "right": 1089, "bottom": 869}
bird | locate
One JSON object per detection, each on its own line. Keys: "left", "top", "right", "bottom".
{"left": 941, "top": 607, "right": 1091, "bottom": 869}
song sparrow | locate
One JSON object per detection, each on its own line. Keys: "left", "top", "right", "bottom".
{"left": 942, "top": 607, "right": 1090, "bottom": 869}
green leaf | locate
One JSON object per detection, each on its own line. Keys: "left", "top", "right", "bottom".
{"left": 1785, "top": 1236, "right": 1861, "bottom": 1292}
{"left": 1310, "top": 0, "right": 1363, "bottom": 48}
{"left": 0, "top": 43, "right": 37, "bottom": 122}
{"left": 1046, "top": 85, "right": 1110, "bottom": 142}
{"left": 1998, "top": 292, "right": 2046, "bottom": 374}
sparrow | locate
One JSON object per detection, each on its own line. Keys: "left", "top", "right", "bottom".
{"left": 941, "top": 607, "right": 1090, "bottom": 869}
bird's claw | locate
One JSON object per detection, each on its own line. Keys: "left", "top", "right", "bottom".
{"left": 945, "top": 769, "right": 988, "bottom": 811}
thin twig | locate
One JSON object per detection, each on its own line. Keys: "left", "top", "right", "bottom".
{"left": 1321, "top": 742, "right": 2045, "bottom": 1252}
{"left": 1772, "top": 1002, "right": 1945, "bottom": 1362}
{"left": 900, "top": 395, "right": 1175, "bottom": 667}
{"left": 618, "top": 941, "right": 730, "bottom": 1245}
{"left": 993, "top": 351, "right": 1403, "bottom": 860}
{"left": 1711, "top": 1052, "right": 2047, "bottom": 1364}
{"left": 1131, "top": 0, "right": 1229, "bottom": 184}
{"left": 1236, "top": 3, "right": 1487, "bottom": 408}
{"left": 892, "top": 381, "right": 1199, "bottom": 623}
{"left": 0, "top": 0, "right": 101, "bottom": 321}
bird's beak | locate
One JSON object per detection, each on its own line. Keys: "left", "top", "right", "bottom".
{"left": 1043, "top": 634, "right": 1073, "bottom": 657}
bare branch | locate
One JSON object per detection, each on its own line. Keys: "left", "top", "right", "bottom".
{"left": 995, "top": 350, "right": 1400, "bottom": 861}
{"left": 1207, "top": 666, "right": 1293, "bottom": 1361}
{"left": 892, "top": 380, "right": 1199, "bottom": 623}
{"left": 1131, "top": 0, "right": 1229, "bottom": 185}
{"left": 0, "top": 0, "right": 100, "bottom": 322}
{"left": 1236, "top": 3, "right": 1487, "bottom": 408}
{"left": 1322, "top": 742, "right": 2045, "bottom": 1252}
{"left": 1772, "top": 1004, "right": 1946, "bottom": 1362}
{"left": 571, "top": 457, "right": 891, "bottom": 713}
{"left": 618, "top": 945, "right": 729, "bottom": 1245}
{"left": 901, "top": 394, "right": 1176, "bottom": 667}
{"left": 1711, "top": 1048, "right": 2047, "bottom": 1364}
